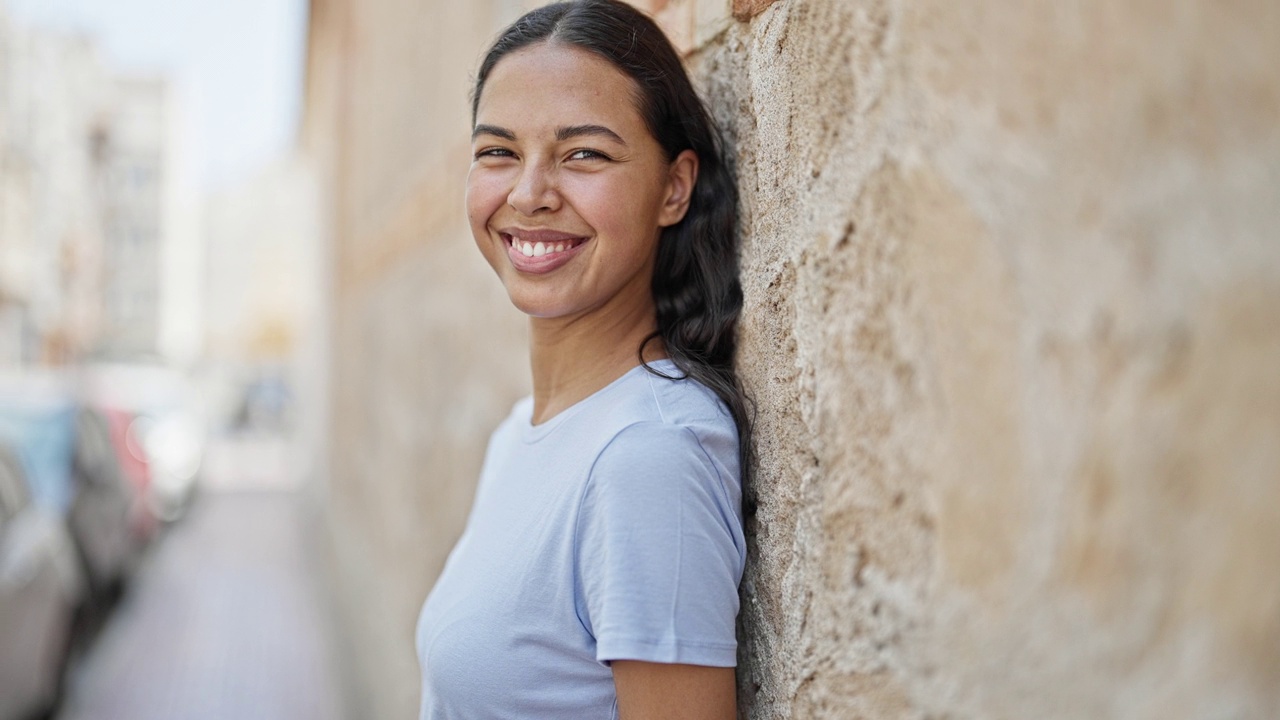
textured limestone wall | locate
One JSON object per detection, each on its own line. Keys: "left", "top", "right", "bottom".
{"left": 698, "top": 0, "right": 1280, "bottom": 717}
{"left": 305, "top": 0, "right": 1280, "bottom": 717}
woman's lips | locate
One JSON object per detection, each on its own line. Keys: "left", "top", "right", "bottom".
{"left": 501, "top": 230, "right": 589, "bottom": 274}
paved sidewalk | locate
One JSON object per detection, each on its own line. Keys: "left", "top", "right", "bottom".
{"left": 56, "top": 490, "right": 348, "bottom": 720}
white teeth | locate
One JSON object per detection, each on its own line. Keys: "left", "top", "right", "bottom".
{"left": 512, "top": 236, "right": 579, "bottom": 258}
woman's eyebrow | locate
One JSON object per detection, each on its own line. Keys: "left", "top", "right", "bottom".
{"left": 556, "top": 124, "right": 626, "bottom": 145}
{"left": 471, "top": 123, "right": 627, "bottom": 145}
{"left": 472, "top": 124, "right": 516, "bottom": 141}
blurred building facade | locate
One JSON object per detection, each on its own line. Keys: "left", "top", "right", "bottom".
{"left": 0, "top": 9, "right": 172, "bottom": 367}
{"left": 304, "top": 1, "right": 1280, "bottom": 718}
{"left": 96, "top": 77, "right": 167, "bottom": 360}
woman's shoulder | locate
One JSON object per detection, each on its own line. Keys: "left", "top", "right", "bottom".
{"left": 588, "top": 363, "right": 741, "bottom": 494}
{"left": 581, "top": 399, "right": 745, "bottom": 572}
{"left": 613, "top": 359, "right": 736, "bottom": 433}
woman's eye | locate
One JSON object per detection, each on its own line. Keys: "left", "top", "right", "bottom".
{"left": 567, "top": 149, "right": 608, "bottom": 162}
{"left": 475, "top": 147, "right": 514, "bottom": 160}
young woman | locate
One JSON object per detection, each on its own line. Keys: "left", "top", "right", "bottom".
{"left": 416, "top": 2, "right": 751, "bottom": 717}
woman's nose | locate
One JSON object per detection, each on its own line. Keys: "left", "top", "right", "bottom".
{"left": 507, "top": 163, "right": 560, "bottom": 216}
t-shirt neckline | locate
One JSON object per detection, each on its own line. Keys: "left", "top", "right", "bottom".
{"left": 520, "top": 358, "right": 678, "bottom": 443}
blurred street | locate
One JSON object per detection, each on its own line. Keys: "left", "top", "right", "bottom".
{"left": 54, "top": 453, "right": 347, "bottom": 720}
{"left": 0, "top": 4, "right": 337, "bottom": 712}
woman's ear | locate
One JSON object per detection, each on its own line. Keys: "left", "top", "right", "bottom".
{"left": 658, "top": 149, "right": 699, "bottom": 227}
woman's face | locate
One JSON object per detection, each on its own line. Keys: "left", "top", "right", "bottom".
{"left": 467, "top": 42, "right": 696, "bottom": 321}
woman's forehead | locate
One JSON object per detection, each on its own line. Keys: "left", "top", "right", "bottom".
{"left": 475, "top": 43, "right": 644, "bottom": 132}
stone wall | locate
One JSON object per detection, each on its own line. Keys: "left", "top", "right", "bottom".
{"left": 303, "top": 0, "right": 1280, "bottom": 717}
{"left": 708, "top": 1, "right": 1280, "bottom": 717}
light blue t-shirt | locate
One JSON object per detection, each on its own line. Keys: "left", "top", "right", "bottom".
{"left": 416, "top": 360, "right": 745, "bottom": 719}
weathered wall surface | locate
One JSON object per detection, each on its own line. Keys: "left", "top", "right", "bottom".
{"left": 304, "top": 0, "right": 1280, "bottom": 717}
{"left": 704, "top": 0, "right": 1280, "bottom": 717}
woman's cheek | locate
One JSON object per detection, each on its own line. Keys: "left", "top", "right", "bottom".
{"left": 464, "top": 179, "right": 502, "bottom": 275}
{"left": 466, "top": 169, "right": 507, "bottom": 221}
{"left": 566, "top": 175, "right": 626, "bottom": 232}
{"left": 589, "top": 184, "right": 653, "bottom": 246}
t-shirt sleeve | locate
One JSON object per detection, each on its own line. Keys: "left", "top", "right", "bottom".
{"left": 574, "top": 421, "right": 745, "bottom": 668}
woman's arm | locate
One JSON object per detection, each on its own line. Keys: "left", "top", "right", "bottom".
{"left": 612, "top": 661, "right": 737, "bottom": 720}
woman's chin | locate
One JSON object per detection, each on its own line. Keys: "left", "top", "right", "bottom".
{"left": 505, "top": 290, "right": 571, "bottom": 320}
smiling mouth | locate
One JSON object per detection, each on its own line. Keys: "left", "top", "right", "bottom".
{"left": 502, "top": 233, "right": 589, "bottom": 258}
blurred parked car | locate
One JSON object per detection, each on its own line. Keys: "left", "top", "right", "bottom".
{"left": 83, "top": 364, "right": 206, "bottom": 523}
{"left": 0, "top": 444, "right": 81, "bottom": 720}
{"left": 0, "top": 370, "right": 149, "bottom": 606}
{"left": 0, "top": 373, "right": 79, "bottom": 516}
{"left": 100, "top": 405, "right": 161, "bottom": 536}
{"left": 67, "top": 407, "right": 146, "bottom": 598}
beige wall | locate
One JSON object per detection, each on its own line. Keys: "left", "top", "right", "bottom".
{"left": 303, "top": 1, "right": 532, "bottom": 716}
{"left": 714, "top": 1, "right": 1280, "bottom": 716}
{"left": 305, "top": 0, "right": 1280, "bottom": 717}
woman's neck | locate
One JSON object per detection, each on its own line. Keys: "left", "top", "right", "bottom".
{"left": 527, "top": 297, "right": 665, "bottom": 426}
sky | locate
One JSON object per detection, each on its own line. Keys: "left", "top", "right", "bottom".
{"left": 5, "top": 0, "right": 309, "bottom": 193}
